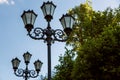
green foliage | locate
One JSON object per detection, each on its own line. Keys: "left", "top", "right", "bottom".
{"left": 68, "top": 4, "right": 120, "bottom": 52}
{"left": 52, "top": 48, "right": 75, "bottom": 80}
{"left": 71, "top": 5, "right": 120, "bottom": 80}
{"left": 72, "top": 25, "right": 120, "bottom": 80}
{"left": 53, "top": 2, "right": 120, "bottom": 80}
{"left": 68, "top": 2, "right": 93, "bottom": 46}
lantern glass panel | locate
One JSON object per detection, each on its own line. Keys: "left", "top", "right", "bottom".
{"left": 11, "top": 58, "right": 20, "bottom": 69}
{"left": 60, "top": 18, "right": 66, "bottom": 29}
{"left": 41, "top": 6, "right": 46, "bottom": 17}
{"left": 45, "top": 4, "right": 51, "bottom": 15}
{"left": 23, "top": 52, "right": 32, "bottom": 63}
{"left": 41, "top": 1, "right": 56, "bottom": 17}
{"left": 34, "top": 60, "right": 43, "bottom": 71}
{"left": 60, "top": 14, "right": 75, "bottom": 29}
{"left": 21, "top": 10, "right": 37, "bottom": 27}
{"left": 25, "top": 13, "right": 31, "bottom": 25}
{"left": 31, "top": 13, "right": 36, "bottom": 25}
{"left": 22, "top": 14, "right": 27, "bottom": 25}
{"left": 65, "top": 16, "right": 71, "bottom": 28}
{"left": 51, "top": 5, "right": 55, "bottom": 16}
{"left": 70, "top": 17, "right": 74, "bottom": 29}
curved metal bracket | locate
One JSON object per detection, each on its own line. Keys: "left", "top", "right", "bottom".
{"left": 53, "top": 29, "right": 67, "bottom": 42}
{"left": 27, "top": 27, "right": 67, "bottom": 43}
{"left": 28, "top": 27, "right": 45, "bottom": 40}
{"left": 14, "top": 69, "right": 39, "bottom": 79}
{"left": 14, "top": 69, "right": 24, "bottom": 77}
{"left": 29, "top": 70, "right": 39, "bottom": 78}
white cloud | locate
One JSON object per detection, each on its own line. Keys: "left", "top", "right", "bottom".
{"left": 0, "top": 0, "right": 15, "bottom": 5}
{"left": 10, "top": 0, "right": 15, "bottom": 5}
{"left": 0, "top": 0, "right": 9, "bottom": 4}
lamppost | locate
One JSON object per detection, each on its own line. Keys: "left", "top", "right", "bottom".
{"left": 11, "top": 52, "right": 43, "bottom": 80}
{"left": 21, "top": 1, "right": 75, "bottom": 80}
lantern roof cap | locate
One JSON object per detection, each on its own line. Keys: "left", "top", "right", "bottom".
{"left": 21, "top": 10, "right": 37, "bottom": 18}
{"left": 41, "top": 1, "right": 56, "bottom": 9}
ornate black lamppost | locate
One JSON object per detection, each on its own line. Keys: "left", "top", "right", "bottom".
{"left": 21, "top": 1, "right": 75, "bottom": 80}
{"left": 11, "top": 52, "right": 43, "bottom": 80}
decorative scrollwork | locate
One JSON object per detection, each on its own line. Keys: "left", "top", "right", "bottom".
{"left": 28, "top": 27, "right": 45, "bottom": 40}
{"left": 28, "top": 27, "right": 67, "bottom": 42}
{"left": 14, "top": 69, "right": 24, "bottom": 77}
{"left": 53, "top": 29, "right": 67, "bottom": 42}
{"left": 29, "top": 70, "right": 38, "bottom": 78}
{"left": 14, "top": 69, "right": 38, "bottom": 78}
{"left": 34, "top": 28, "right": 43, "bottom": 37}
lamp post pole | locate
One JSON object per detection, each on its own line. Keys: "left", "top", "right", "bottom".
{"left": 11, "top": 52, "right": 43, "bottom": 80}
{"left": 47, "top": 34, "right": 52, "bottom": 80}
{"left": 21, "top": 1, "right": 75, "bottom": 80}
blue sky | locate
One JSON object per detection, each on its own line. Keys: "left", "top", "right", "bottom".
{"left": 0, "top": 0, "right": 119, "bottom": 80}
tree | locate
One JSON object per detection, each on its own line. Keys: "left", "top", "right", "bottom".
{"left": 72, "top": 25, "right": 120, "bottom": 80}
{"left": 52, "top": 2, "right": 120, "bottom": 80}
{"left": 68, "top": 2, "right": 93, "bottom": 46}
{"left": 68, "top": 3, "right": 119, "bottom": 52}
{"left": 71, "top": 6, "right": 120, "bottom": 80}
{"left": 52, "top": 48, "right": 75, "bottom": 80}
